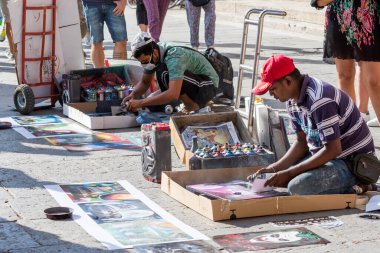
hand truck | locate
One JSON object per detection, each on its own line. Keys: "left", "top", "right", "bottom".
{"left": 13, "top": 0, "right": 60, "bottom": 115}
{"left": 234, "top": 8, "right": 286, "bottom": 140}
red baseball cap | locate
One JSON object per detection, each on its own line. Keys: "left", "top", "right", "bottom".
{"left": 252, "top": 55, "right": 296, "bottom": 95}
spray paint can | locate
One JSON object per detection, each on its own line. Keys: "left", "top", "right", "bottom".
{"left": 165, "top": 105, "right": 173, "bottom": 114}
{"left": 141, "top": 123, "right": 171, "bottom": 183}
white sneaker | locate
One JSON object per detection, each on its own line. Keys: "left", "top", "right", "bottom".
{"left": 367, "top": 118, "right": 380, "bottom": 127}
{"left": 361, "top": 112, "right": 370, "bottom": 123}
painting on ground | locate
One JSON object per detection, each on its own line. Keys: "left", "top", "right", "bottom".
{"left": 45, "top": 180, "right": 208, "bottom": 249}
{"left": 213, "top": 227, "right": 329, "bottom": 252}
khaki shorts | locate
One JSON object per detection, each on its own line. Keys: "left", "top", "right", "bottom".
{"left": 0, "top": 0, "right": 10, "bottom": 23}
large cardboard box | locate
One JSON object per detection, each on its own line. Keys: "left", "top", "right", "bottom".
{"left": 169, "top": 111, "right": 274, "bottom": 168}
{"left": 161, "top": 167, "right": 357, "bottom": 221}
{"left": 63, "top": 102, "right": 139, "bottom": 130}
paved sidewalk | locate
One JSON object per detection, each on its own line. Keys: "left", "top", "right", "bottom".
{"left": 0, "top": 5, "right": 380, "bottom": 253}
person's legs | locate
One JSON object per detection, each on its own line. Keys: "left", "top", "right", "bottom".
{"left": 287, "top": 159, "right": 358, "bottom": 195}
{"left": 77, "top": 0, "right": 87, "bottom": 39}
{"left": 335, "top": 59, "right": 356, "bottom": 103}
{"left": 180, "top": 71, "right": 216, "bottom": 110}
{"left": 83, "top": 3, "right": 105, "bottom": 67}
{"left": 202, "top": 0, "right": 216, "bottom": 49}
{"left": 360, "top": 61, "right": 380, "bottom": 126}
{"left": 156, "top": 0, "right": 170, "bottom": 41}
{"left": 136, "top": 0, "right": 148, "bottom": 32}
{"left": 104, "top": 3, "right": 128, "bottom": 60}
{"left": 143, "top": 0, "right": 160, "bottom": 42}
{"left": 185, "top": 0, "right": 201, "bottom": 49}
{"left": 357, "top": 67, "right": 370, "bottom": 120}
{"left": 0, "top": 0, "right": 15, "bottom": 57}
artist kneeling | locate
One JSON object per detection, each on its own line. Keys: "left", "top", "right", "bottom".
{"left": 121, "top": 32, "right": 219, "bottom": 114}
{"left": 248, "top": 55, "right": 378, "bottom": 195}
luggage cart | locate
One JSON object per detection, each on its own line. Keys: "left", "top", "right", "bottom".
{"left": 234, "top": 8, "right": 286, "bottom": 139}
{"left": 13, "top": 0, "right": 60, "bottom": 115}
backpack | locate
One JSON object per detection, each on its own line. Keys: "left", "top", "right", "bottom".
{"left": 203, "top": 48, "right": 234, "bottom": 100}
{"left": 164, "top": 46, "right": 234, "bottom": 100}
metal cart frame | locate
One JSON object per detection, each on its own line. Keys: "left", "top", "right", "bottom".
{"left": 14, "top": 0, "right": 59, "bottom": 114}
{"left": 234, "top": 8, "right": 287, "bottom": 139}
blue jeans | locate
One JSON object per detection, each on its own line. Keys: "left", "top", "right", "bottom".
{"left": 83, "top": 3, "right": 128, "bottom": 44}
{"left": 288, "top": 158, "right": 359, "bottom": 195}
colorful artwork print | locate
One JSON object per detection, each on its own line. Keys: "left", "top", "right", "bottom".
{"left": 11, "top": 115, "right": 64, "bottom": 125}
{"left": 46, "top": 133, "right": 121, "bottom": 145}
{"left": 15, "top": 122, "right": 91, "bottom": 138}
{"left": 181, "top": 121, "right": 240, "bottom": 149}
{"left": 45, "top": 181, "right": 208, "bottom": 249}
{"left": 186, "top": 180, "right": 288, "bottom": 200}
{"left": 213, "top": 227, "right": 330, "bottom": 252}
{"left": 60, "top": 182, "right": 127, "bottom": 202}
{"left": 79, "top": 200, "right": 161, "bottom": 223}
{"left": 134, "top": 240, "right": 220, "bottom": 253}
{"left": 46, "top": 133, "right": 141, "bottom": 152}
{"left": 100, "top": 220, "right": 192, "bottom": 246}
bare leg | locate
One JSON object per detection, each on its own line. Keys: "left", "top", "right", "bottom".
{"left": 113, "top": 41, "right": 127, "bottom": 60}
{"left": 5, "top": 22, "right": 15, "bottom": 56}
{"left": 357, "top": 67, "right": 369, "bottom": 114}
{"left": 360, "top": 61, "right": 380, "bottom": 124}
{"left": 138, "top": 24, "right": 148, "bottom": 32}
{"left": 335, "top": 59, "right": 356, "bottom": 103}
{"left": 91, "top": 42, "right": 105, "bottom": 68}
{"left": 178, "top": 93, "right": 199, "bottom": 114}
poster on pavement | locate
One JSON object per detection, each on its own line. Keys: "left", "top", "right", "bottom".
{"left": 45, "top": 181, "right": 208, "bottom": 250}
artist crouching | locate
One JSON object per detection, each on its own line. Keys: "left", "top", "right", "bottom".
{"left": 248, "top": 55, "right": 379, "bottom": 195}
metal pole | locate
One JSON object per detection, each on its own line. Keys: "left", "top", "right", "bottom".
{"left": 234, "top": 8, "right": 286, "bottom": 139}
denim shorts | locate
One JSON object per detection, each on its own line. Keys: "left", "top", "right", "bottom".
{"left": 83, "top": 3, "right": 128, "bottom": 44}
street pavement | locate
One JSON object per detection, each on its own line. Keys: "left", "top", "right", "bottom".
{"left": 1, "top": 3, "right": 380, "bottom": 253}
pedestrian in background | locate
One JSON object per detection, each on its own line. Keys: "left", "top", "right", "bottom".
{"left": 136, "top": 0, "right": 148, "bottom": 32}
{"left": 316, "top": 0, "right": 370, "bottom": 122}
{"left": 313, "top": 0, "right": 380, "bottom": 127}
{"left": 0, "top": 0, "right": 15, "bottom": 61}
{"left": 143, "top": 0, "right": 170, "bottom": 42}
{"left": 82, "top": 0, "right": 128, "bottom": 67}
{"left": 185, "top": 0, "right": 216, "bottom": 50}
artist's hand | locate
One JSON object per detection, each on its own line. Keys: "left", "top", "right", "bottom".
{"left": 127, "top": 99, "right": 143, "bottom": 112}
{"left": 264, "top": 170, "right": 293, "bottom": 187}
{"left": 246, "top": 166, "right": 275, "bottom": 181}
{"left": 121, "top": 93, "right": 133, "bottom": 107}
{"left": 113, "top": 0, "right": 126, "bottom": 16}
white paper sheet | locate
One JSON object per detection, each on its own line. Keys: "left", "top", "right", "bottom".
{"left": 365, "top": 195, "right": 380, "bottom": 212}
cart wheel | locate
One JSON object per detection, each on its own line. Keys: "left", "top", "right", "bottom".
{"left": 14, "top": 84, "right": 35, "bottom": 115}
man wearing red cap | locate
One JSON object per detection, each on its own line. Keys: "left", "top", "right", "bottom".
{"left": 249, "top": 54, "right": 377, "bottom": 195}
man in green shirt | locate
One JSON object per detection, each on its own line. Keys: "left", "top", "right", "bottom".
{"left": 121, "top": 33, "right": 219, "bottom": 113}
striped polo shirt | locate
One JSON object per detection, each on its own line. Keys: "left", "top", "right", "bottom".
{"left": 286, "top": 75, "right": 374, "bottom": 158}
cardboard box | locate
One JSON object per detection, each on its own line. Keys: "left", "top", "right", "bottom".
{"left": 169, "top": 111, "right": 274, "bottom": 168}
{"left": 161, "top": 167, "right": 357, "bottom": 221}
{"left": 63, "top": 102, "right": 139, "bottom": 130}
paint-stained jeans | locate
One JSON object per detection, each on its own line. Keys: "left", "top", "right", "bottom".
{"left": 288, "top": 158, "right": 359, "bottom": 195}
{"left": 185, "top": 0, "right": 216, "bottom": 48}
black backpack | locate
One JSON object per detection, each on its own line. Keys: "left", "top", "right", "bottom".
{"left": 164, "top": 46, "right": 234, "bottom": 101}
{"left": 203, "top": 48, "right": 234, "bottom": 100}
